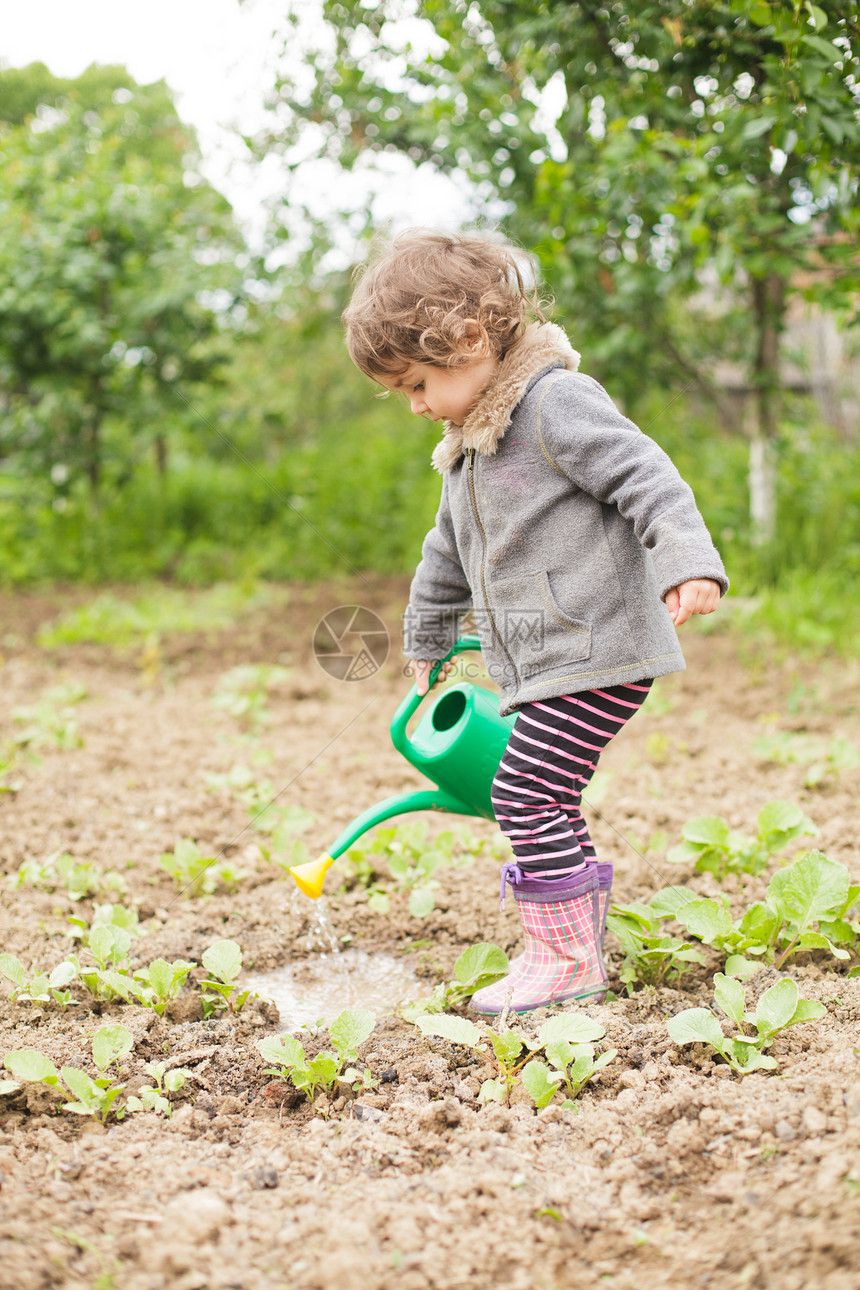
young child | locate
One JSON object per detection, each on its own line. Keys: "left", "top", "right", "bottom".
{"left": 343, "top": 230, "right": 727, "bottom": 1015}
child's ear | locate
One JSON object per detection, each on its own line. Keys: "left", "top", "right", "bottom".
{"left": 462, "top": 319, "right": 490, "bottom": 352}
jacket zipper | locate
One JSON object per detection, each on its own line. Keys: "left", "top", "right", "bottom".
{"left": 467, "top": 447, "right": 520, "bottom": 685}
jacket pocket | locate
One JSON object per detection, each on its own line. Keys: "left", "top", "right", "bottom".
{"left": 487, "top": 570, "right": 592, "bottom": 681}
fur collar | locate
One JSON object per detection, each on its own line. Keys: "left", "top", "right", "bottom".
{"left": 431, "top": 322, "right": 580, "bottom": 473}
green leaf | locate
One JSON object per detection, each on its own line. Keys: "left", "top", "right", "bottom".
{"left": 489, "top": 1029, "right": 524, "bottom": 1067}
{"left": 477, "top": 1077, "right": 506, "bottom": 1104}
{"left": 748, "top": 2, "right": 772, "bottom": 25}
{"left": 4, "top": 1049, "right": 60, "bottom": 1084}
{"left": 48, "top": 960, "right": 77, "bottom": 990}
{"left": 414, "top": 1014, "right": 484, "bottom": 1049}
{"left": 408, "top": 886, "right": 436, "bottom": 919}
{"left": 726, "top": 1040, "right": 777, "bottom": 1073}
{"left": 0, "top": 954, "right": 28, "bottom": 989}
{"left": 742, "top": 115, "right": 777, "bottom": 141}
{"left": 544, "top": 1038, "right": 581, "bottom": 1071}
{"left": 754, "top": 978, "right": 799, "bottom": 1039}
{"left": 767, "top": 851, "right": 850, "bottom": 932}
{"left": 681, "top": 817, "right": 730, "bottom": 847}
{"left": 724, "top": 955, "right": 760, "bottom": 981}
{"left": 788, "top": 997, "right": 826, "bottom": 1026}
{"left": 714, "top": 973, "right": 746, "bottom": 1027}
{"left": 201, "top": 939, "right": 243, "bottom": 985}
{"left": 666, "top": 1008, "right": 727, "bottom": 1054}
{"left": 306, "top": 1053, "right": 339, "bottom": 1088}
{"left": 60, "top": 1067, "right": 101, "bottom": 1104}
{"left": 802, "top": 35, "right": 842, "bottom": 60}
{"left": 91, "top": 1024, "right": 134, "bottom": 1074}
{"left": 329, "top": 1008, "right": 375, "bottom": 1058}
{"left": 454, "top": 943, "right": 509, "bottom": 988}
{"left": 257, "top": 1033, "right": 306, "bottom": 1068}
{"left": 676, "top": 897, "right": 733, "bottom": 944}
{"left": 521, "top": 1059, "right": 563, "bottom": 1109}
{"left": 649, "top": 886, "right": 699, "bottom": 918}
{"left": 756, "top": 800, "right": 807, "bottom": 840}
{"left": 537, "top": 1013, "right": 605, "bottom": 1047}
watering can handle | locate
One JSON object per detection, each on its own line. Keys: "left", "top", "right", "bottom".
{"left": 390, "top": 634, "right": 482, "bottom": 754}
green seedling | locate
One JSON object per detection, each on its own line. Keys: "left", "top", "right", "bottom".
{"left": 0, "top": 954, "right": 77, "bottom": 1007}
{"left": 3, "top": 1023, "right": 134, "bottom": 1121}
{"left": 67, "top": 903, "right": 141, "bottom": 946}
{"left": 667, "top": 974, "right": 825, "bottom": 1074}
{"left": 159, "top": 838, "right": 244, "bottom": 897}
{"left": 67, "top": 923, "right": 136, "bottom": 1004}
{"left": 126, "top": 1062, "right": 191, "bottom": 1117}
{"left": 38, "top": 585, "right": 273, "bottom": 650}
{"left": 343, "top": 820, "right": 475, "bottom": 919}
{"left": 200, "top": 939, "right": 257, "bottom": 1016}
{"left": 257, "top": 1008, "right": 376, "bottom": 1110}
{"left": 9, "top": 851, "right": 126, "bottom": 901}
{"left": 667, "top": 800, "right": 818, "bottom": 880}
{"left": 521, "top": 1014, "right": 615, "bottom": 1108}
{"left": 606, "top": 899, "right": 706, "bottom": 992}
{"left": 11, "top": 681, "right": 87, "bottom": 752}
{"left": 752, "top": 732, "right": 860, "bottom": 788}
{"left": 210, "top": 663, "right": 291, "bottom": 733}
{"left": 132, "top": 959, "right": 196, "bottom": 1015}
{"left": 401, "top": 943, "right": 510, "bottom": 1020}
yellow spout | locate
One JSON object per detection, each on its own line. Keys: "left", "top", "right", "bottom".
{"left": 289, "top": 852, "right": 336, "bottom": 900}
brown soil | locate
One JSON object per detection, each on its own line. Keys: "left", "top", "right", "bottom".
{"left": 1, "top": 580, "right": 859, "bottom": 1290}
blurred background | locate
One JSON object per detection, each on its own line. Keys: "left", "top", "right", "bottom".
{"left": 1, "top": 0, "right": 858, "bottom": 656}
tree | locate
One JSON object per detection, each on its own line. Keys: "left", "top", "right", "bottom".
{"left": 265, "top": 0, "right": 860, "bottom": 541}
{"left": 0, "top": 64, "right": 245, "bottom": 489}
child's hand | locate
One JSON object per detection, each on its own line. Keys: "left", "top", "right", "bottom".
{"left": 665, "top": 578, "right": 722, "bottom": 626}
{"left": 410, "top": 658, "right": 454, "bottom": 696}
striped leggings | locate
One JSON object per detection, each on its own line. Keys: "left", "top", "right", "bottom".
{"left": 491, "top": 681, "right": 652, "bottom": 878}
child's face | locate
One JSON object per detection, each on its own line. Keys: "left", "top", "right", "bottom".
{"left": 379, "top": 355, "right": 500, "bottom": 427}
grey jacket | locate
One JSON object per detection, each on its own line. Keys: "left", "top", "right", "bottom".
{"left": 402, "top": 323, "right": 729, "bottom": 717}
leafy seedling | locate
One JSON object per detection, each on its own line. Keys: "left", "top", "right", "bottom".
{"left": 9, "top": 851, "right": 126, "bottom": 901}
{"left": 3, "top": 1023, "right": 134, "bottom": 1121}
{"left": 257, "top": 1008, "right": 376, "bottom": 1111}
{"left": 11, "top": 681, "right": 87, "bottom": 752}
{"left": 159, "top": 838, "right": 244, "bottom": 897}
{"left": 667, "top": 800, "right": 817, "bottom": 880}
{"left": 132, "top": 959, "right": 196, "bottom": 1015}
{"left": 210, "top": 664, "right": 290, "bottom": 733}
{"left": 0, "top": 954, "right": 78, "bottom": 1007}
{"left": 200, "top": 939, "right": 257, "bottom": 1016}
{"left": 521, "top": 1014, "right": 614, "bottom": 1108}
{"left": 400, "top": 943, "right": 510, "bottom": 1019}
{"left": 752, "top": 732, "right": 860, "bottom": 788}
{"left": 126, "top": 1062, "right": 190, "bottom": 1117}
{"left": 413, "top": 1013, "right": 527, "bottom": 1106}
{"left": 668, "top": 974, "right": 825, "bottom": 1074}
{"left": 606, "top": 899, "right": 706, "bottom": 992}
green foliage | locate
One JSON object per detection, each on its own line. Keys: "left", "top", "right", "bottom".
{"left": 606, "top": 899, "right": 707, "bottom": 992}
{"left": 667, "top": 800, "right": 818, "bottom": 879}
{"left": 158, "top": 838, "right": 245, "bottom": 897}
{"left": 38, "top": 584, "right": 274, "bottom": 649}
{"left": 650, "top": 850, "right": 859, "bottom": 971}
{"left": 400, "top": 943, "right": 510, "bottom": 1019}
{"left": 125, "top": 1062, "right": 190, "bottom": 1117}
{"left": 667, "top": 974, "right": 825, "bottom": 1074}
{"left": 9, "top": 850, "right": 126, "bottom": 901}
{"left": 415, "top": 1011, "right": 612, "bottom": 1107}
{"left": 0, "top": 954, "right": 77, "bottom": 1007}
{"left": 71, "top": 924, "right": 136, "bottom": 1004}
{"left": 343, "top": 821, "right": 508, "bottom": 920}
{"left": 752, "top": 731, "right": 860, "bottom": 787}
{"left": 200, "top": 939, "right": 257, "bottom": 1016}
{"left": 257, "top": 1008, "right": 375, "bottom": 1108}
{"left": 11, "top": 681, "right": 87, "bottom": 751}
{"left": 132, "top": 959, "right": 197, "bottom": 1016}
{"left": 3, "top": 1023, "right": 134, "bottom": 1120}
{"left": 210, "top": 665, "right": 291, "bottom": 733}
{"left": 0, "top": 64, "right": 243, "bottom": 492}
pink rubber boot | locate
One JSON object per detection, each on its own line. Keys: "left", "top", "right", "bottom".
{"left": 470, "top": 863, "right": 607, "bottom": 1015}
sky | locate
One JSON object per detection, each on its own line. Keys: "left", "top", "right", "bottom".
{"left": 0, "top": 0, "right": 470, "bottom": 247}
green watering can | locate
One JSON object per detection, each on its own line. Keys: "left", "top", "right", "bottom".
{"left": 289, "top": 635, "right": 516, "bottom": 898}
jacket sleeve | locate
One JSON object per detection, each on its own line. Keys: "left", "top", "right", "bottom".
{"left": 403, "top": 474, "right": 473, "bottom": 659}
{"left": 539, "top": 373, "right": 729, "bottom": 600}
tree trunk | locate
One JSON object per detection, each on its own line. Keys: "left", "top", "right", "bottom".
{"left": 155, "top": 433, "right": 168, "bottom": 476}
{"left": 749, "top": 273, "right": 786, "bottom": 546}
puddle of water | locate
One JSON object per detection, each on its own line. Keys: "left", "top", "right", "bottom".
{"left": 244, "top": 949, "right": 422, "bottom": 1031}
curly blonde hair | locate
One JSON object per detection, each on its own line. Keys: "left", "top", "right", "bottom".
{"left": 343, "top": 230, "right": 546, "bottom": 379}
